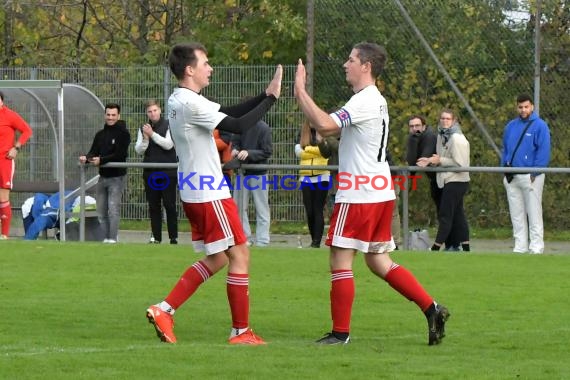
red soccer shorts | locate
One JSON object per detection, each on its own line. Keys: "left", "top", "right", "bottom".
{"left": 325, "top": 201, "right": 395, "bottom": 253}
{"left": 182, "top": 197, "right": 247, "bottom": 255}
{"left": 0, "top": 158, "right": 15, "bottom": 189}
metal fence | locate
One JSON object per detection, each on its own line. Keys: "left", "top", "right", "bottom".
{"left": 1, "top": 65, "right": 307, "bottom": 223}
{"left": 2, "top": 0, "right": 568, "bottom": 228}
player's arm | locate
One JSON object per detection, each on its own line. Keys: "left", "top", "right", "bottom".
{"left": 12, "top": 112, "right": 33, "bottom": 148}
{"left": 220, "top": 93, "right": 268, "bottom": 117}
{"left": 216, "top": 96, "right": 276, "bottom": 134}
{"left": 294, "top": 59, "right": 340, "bottom": 137}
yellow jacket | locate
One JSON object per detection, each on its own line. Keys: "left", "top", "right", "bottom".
{"left": 296, "top": 144, "right": 330, "bottom": 177}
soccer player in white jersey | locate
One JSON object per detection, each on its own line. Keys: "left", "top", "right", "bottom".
{"left": 146, "top": 42, "right": 282, "bottom": 345}
{"left": 294, "top": 42, "right": 450, "bottom": 345}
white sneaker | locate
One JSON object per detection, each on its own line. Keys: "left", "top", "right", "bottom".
{"left": 103, "top": 239, "right": 117, "bottom": 244}
{"left": 102, "top": 238, "right": 110, "bottom": 243}
{"left": 0, "top": 234, "right": 8, "bottom": 240}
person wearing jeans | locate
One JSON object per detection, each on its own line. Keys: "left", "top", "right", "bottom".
{"left": 80, "top": 103, "right": 131, "bottom": 243}
{"left": 231, "top": 119, "right": 273, "bottom": 247}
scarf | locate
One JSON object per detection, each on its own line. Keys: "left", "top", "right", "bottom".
{"left": 438, "top": 122, "right": 461, "bottom": 145}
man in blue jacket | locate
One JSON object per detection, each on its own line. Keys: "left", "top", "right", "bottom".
{"left": 501, "top": 94, "right": 550, "bottom": 254}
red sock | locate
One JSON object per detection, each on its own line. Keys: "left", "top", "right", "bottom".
{"left": 330, "top": 270, "right": 354, "bottom": 333}
{"left": 227, "top": 273, "right": 249, "bottom": 329}
{"left": 0, "top": 201, "right": 11, "bottom": 236}
{"left": 165, "top": 261, "right": 212, "bottom": 310}
{"left": 384, "top": 264, "right": 434, "bottom": 311}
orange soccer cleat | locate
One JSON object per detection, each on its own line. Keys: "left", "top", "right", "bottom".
{"left": 146, "top": 305, "right": 177, "bottom": 343}
{"left": 228, "top": 329, "right": 266, "bottom": 345}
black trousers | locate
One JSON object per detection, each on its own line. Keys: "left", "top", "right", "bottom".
{"left": 430, "top": 179, "right": 458, "bottom": 248}
{"left": 301, "top": 182, "right": 329, "bottom": 245}
{"left": 435, "top": 181, "right": 469, "bottom": 245}
{"left": 143, "top": 171, "right": 178, "bottom": 242}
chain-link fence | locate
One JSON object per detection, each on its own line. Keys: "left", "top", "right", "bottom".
{"left": 312, "top": 0, "right": 569, "bottom": 229}
{"left": 1, "top": 0, "right": 568, "bottom": 229}
{"left": 1, "top": 65, "right": 307, "bottom": 224}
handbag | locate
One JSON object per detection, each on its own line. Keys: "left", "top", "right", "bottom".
{"left": 504, "top": 119, "right": 534, "bottom": 183}
{"left": 409, "top": 229, "right": 430, "bottom": 250}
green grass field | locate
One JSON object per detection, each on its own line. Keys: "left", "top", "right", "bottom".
{"left": 1, "top": 242, "right": 569, "bottom": 379}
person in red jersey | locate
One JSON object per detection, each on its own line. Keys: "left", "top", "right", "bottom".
{"left": 145, "top": 42, "right": 282, "bottom": 345}
{"left": 0, "top": 91, "right": 33, "bottom": 240}
{"left": 294, "top": 42, "right": 450, "bottom": 345}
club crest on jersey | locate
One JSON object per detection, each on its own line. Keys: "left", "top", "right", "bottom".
{"left": 334, "top": 108, "right": 351, "bottom": 128}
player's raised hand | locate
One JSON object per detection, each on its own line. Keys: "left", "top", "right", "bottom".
{"left": 266, "top": 64, "right": 283, "bottom": 99}
{"left": 294, "top": 59, "right": 306, "bottom": 96}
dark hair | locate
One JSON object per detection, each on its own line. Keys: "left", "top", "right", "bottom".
{"left": 0, "top": 91, "right": 4, "bottom": 101}
{"left": 169, "top": 42, "right": 208, "bottom": 80}
{"left": 516, "top": 93, "right": 533, "bottom": 104}
{"left": 407, "top": 115, "right": 426, "bottom": 126}
{"left": 105, "top": 103, "right": 121, "bottom": 114}
{"left": 353, "top": 42, "right": 387, "bottom": 78}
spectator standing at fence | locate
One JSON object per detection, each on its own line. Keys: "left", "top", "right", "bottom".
{"left": 231, "top": 118, "right": 272, "bottom": 247}
{"left": 294, "top": 42, "right": 449, "bottom": 346}
{"left": 406, "top": 115, "right": 459, "bottom": 250}
{"left": 0, "top": 91, "right": 33, "bottom": 240}
{"left": 135, "top": 99, "right": 178, "bottom": 244}
{"left": 417, "top": 109, "right": 470, "bottom": 252}
{"left": 145, "top": 42, "right": 282, "bottom": 345}
{"left": 79, "top": 103, "right": 131, "bottom": 244}
{"left": 135, "top": 99, "right": 179, "bottom": 245}
{"left": 501, "top": 93, "right": 550, "bottom": 254}
{"left": 295, "top": 121, "right": 331, "bottom": 248}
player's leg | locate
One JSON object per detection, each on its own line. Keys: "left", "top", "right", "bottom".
{"left": 316, "top": 203, "right": 356, "bottom": 344}
{"left": 0, "top": 159, "right": 15, "bottom": 238}
{"left": 364, "top": 200, "right": 450, "bottom": 345}
{"left": 222, "top": 198, "right": 265, "bottom": 344}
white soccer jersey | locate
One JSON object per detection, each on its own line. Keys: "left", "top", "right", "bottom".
{"left": 168, "top": 87, "right": 230, "bottom": 202}
{"left": 330, "top": 85, "right": 395, "bottom": 203}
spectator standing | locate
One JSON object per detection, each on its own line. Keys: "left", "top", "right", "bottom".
{"left": 295, "top": 121, "right": 331, "bottom": 248}
{"left": 231, "top": 119, "right": 273, "bottom": 247}
{"left": 0, "top": 91, "right": 33, "bottom": 240}
{"left": 135, "top": 99, "right": 178, "bottom": 245}
{"left": 294, "top": 42, "right": 449, "bottom": 346}
{"left": 417, "top": 109, "right": 470, "bottom": 252}
{"left": 79, "top": 103, "right": 131, "bottom": 244}
{"left": 501, "top": 93, "right": 550, "bottom": 254}
{"left": 406, "top": 115, "right": 459, "bottom": 250}
{"left": 145, "top": 42, "right": 282, "bottom": 345}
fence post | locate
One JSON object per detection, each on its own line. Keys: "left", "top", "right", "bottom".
{"left": 79, "top": 164, "right": 86, "bottom": 242}
{"left": 401, "top": 169, "right": 410, "bottom": 250}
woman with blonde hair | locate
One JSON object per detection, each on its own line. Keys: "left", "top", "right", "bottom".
{"left": 295, "top": 121, "right": 332, "bottom": 248}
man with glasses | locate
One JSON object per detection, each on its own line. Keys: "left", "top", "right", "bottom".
{"left": 406, "top": 115, "right": 460, "bottom": 251}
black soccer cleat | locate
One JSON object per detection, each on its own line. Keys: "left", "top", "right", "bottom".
{"left": 315, "top": 332, "right": 350, "bottom": 345}
{"left": 427, "top": 304, "right": 450, "bottom": 345}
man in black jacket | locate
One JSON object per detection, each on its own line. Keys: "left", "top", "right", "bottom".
{"left": 231, "top": 120, "right": 272, "bottom": 246}
{"left": 80, "top": 103, "right": 131, "bottom": 243}
{"left": 135, "top": 99, "right": 178, "bottom": 244}
{"left": 406, "top": 114, "right": 459, "bottom": 250}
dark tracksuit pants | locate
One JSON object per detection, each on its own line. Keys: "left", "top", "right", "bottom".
{"left": 143, "top": 171, "right": 178, "bottom": 242}
{"left": 435, "top": 181, "right": 469, "bottom": 246}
